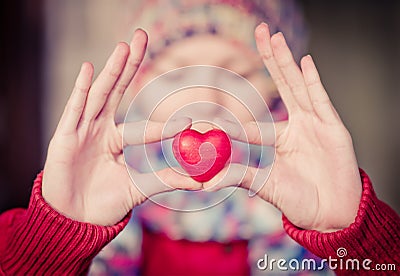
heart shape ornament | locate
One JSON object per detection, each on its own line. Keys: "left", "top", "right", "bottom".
{"left": 172, "top": 129, "right": 231, "bottom": 182}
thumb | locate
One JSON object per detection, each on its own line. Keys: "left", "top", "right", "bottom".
{"left": 128, "top": 167, "right": 202, "bottom": 207}
{"left": 203, "top": 163, "right": 272, "bottom": 197}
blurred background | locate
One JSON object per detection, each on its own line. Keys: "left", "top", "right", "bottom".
{"left": 1, "top": 0, "right": 399, "bottom": 214}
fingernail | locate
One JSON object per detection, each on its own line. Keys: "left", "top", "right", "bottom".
{"left": 170, "top": 117, "right": 192, "bottom": 130}
{"left": 255, "top": 23, "right": 267, "bottom": 35}
{"left": 215, "top": 117, "right": 237, "bottom": 124}
{"left": 171, "top": 117, "right": 192, "bottom": 123}
{"left": 275, "top": 32, "right": 284, "bottom": 40}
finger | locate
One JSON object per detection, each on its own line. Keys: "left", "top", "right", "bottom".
{"left": 81, "top": 42, "right": 130, "bottom": 123}
{"left": 57, "top": 62, "right": 94, "bottom": 134}
{"left": 102, "top": 29, "right": 148, "bottom": 118}
{"left": 300, "top": 55, "right": 340, "bottom": 124}
{"left": 118, "top": 117, "right": 192, "bottom": 146}
{"left": 271, "top": 32, "right": 313, "bottom": 112}
{"left": 203, "top": 163, "right": 270, "bottom": 197}
{"left": 255, "top": 23, "right": 298, "bottom": 115}
{"left": 130, "top": 167, "right": 202, "bottom": 199}
{"left": 214, "top": 118, "right": 286, "bottom": 146}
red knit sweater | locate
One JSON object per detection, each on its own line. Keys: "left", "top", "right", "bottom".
{"left": 0, "top": 170, "right": 398, "bottom": 275}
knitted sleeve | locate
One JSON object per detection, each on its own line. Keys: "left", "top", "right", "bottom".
{"left": 0, "top": 171, "right": 131, "bottom": 275}
{"left": 282, "top": 169, "right": 400, "bottom": 275}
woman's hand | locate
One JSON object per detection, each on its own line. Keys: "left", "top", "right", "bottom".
{"left": 206, "top": 23, "right": 362, "bottom": 233}
{"left": 42, "top": 29, "right": 201, "bottom": 226}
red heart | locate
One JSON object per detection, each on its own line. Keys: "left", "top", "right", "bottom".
{"left": 172, "top": 129, "right": 231, "bottom": 182}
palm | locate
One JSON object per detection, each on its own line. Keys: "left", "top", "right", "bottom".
{"left": 268, "top": 111, "right": 360, "bottom": 231}
{"left": 44, "top": 121, "right": 133, "bottom": 225}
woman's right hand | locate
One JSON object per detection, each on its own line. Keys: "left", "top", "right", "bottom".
{"left": 42, "top": 29, "right": 201, "bottom": 226}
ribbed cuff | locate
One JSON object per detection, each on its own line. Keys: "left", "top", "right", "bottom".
{"left": 1, "top": 171, "right": 131, "bottom": 275}
{"left": 282, "top": 169, "right": 400, "bottom": 275}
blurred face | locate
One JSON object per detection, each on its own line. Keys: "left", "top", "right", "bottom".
{"left": 132, "top": 34, "right": 281, "bottom": 131}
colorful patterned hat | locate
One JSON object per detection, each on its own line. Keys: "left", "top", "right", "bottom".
{"left": 125, "top": 0, "right": 308, "bottom": 65}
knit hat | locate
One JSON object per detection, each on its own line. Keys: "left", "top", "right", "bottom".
{"left": 125, "top": 0, "right": 308, "bottom": 66}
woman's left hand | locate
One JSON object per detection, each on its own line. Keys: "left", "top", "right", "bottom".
{"left": 205, "top": 23, "right": 362, "bottom": 233}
